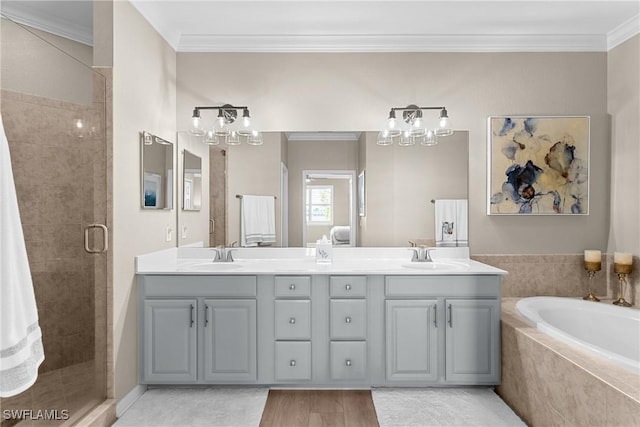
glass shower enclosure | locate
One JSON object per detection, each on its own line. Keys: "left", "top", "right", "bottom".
{"left": 1, "top": 10, "right": 108, "bottom": 426}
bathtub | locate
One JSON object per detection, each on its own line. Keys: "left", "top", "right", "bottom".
{"left": 516, "top": 296, "right": 640, "bottom": 373}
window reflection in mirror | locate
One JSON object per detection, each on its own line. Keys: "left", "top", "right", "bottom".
{"left": 182, "top": 150, "right": 202, "bottom": 211}
{"left": 140, "top": 131, "right": 174, "bottom": 210}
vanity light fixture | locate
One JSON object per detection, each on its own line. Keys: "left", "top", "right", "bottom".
{"left": 378, "top": 105, "right": 453, "bottom": 146}
{"left": 189, "top": 104, "right": 263, "bottom": 146}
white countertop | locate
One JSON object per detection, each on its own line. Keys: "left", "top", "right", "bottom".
{"left": 136, "top": 247, "right": 507, "bottom": 276}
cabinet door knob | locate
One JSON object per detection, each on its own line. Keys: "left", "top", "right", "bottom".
{"left": 289, "top": 284, "right": 296, "bottom": 290}
{"left": 345, "top": 359, "right": 352, "bottom": 367}
{"left": 345, "top": 316, "right": 352, "bottom": 324}
{"left": 289, "top": 317, "right": 296, "bottom": 324}
{"left": 289, "top": 360, "right": 296, "bottom": 367}
{"left": 345, "top": 284, "right": 351, "bottom": 291}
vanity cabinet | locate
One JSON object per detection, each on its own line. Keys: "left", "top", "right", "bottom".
{"left": 444, "top": 298, "right": 500, "bottom": 383}
{"left": 138, "top": 272, "right": 501, "bottom": 386}
{"left": 274, "top": 276, "right": 312, "bottom": 382}
{"left": 142, "top": 299, "right": 197, "bottom": 383}
{"left": 203, "top": 299, "right": 256, "bottom": 382}
{"left": 385, "top": 299, "right": 438, "bottom": 382}
{"left": 139, "top": 275, "right": 257, "bottom": 384}
{"left": 384, "top": 276, "right": 501, "bottom": 385}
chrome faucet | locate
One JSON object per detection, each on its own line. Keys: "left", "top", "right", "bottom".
{"left": 409, "top": 246, "right": 436, "bottom": 262}
{"left": 213, "top": 244, "right": 238, "bottom": 262}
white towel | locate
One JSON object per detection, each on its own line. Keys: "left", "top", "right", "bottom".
{"left": 0, "top": 114, "right": 44, "bottom": 397}
{"left": 434, "top": 199, "right": 468, "bottom": 247}
{"left": 240, "top": 195, "right": 276, "bottom": 247}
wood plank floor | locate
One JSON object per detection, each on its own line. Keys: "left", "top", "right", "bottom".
{"left": 259, "top": 390, "right": 380, "bottom": 427}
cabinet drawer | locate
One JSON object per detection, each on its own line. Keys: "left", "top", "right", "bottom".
{"left": 330, "top": 276, "right": 366, "bottom": 298}
{"left": 275, "top": 300, "right": 311, "bottom": 340}
{"left": 330, "top": 300, "right": 367, "bottom": 340}
{"left": 275, "top": 276, "right": 311, "bottom": 298}
{"left": 330, "top": 341, "right": 367, "bottom": 380}
{"left": 275, "top": 341, "right": 311, "bottom": 381}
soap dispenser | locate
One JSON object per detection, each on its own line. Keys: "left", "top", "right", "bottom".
{"left": 316, "top": 235, "right": 333, "bottom": 264}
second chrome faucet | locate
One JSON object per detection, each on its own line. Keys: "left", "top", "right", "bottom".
{"left": 409, "top": 247, "right": 436, "bottom": 262}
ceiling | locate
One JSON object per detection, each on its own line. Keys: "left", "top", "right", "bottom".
{"left": 2, "top": 1, "right": 639, "bottom": 52}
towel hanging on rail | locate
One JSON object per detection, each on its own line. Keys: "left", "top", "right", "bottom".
{"left": 240, "top": 195, "right": 276, "bottom": 247}
{"left": 0, "top": 114, "right": 45, "bottom": 397}
{"left": 434, "top": 199, "right": 468, "bottom": 247}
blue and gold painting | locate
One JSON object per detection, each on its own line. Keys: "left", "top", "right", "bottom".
{"left": 488, "top": 116, "right": 589, "bottom": 215}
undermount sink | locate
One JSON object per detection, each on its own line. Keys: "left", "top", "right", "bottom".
{"left": 183, "top": 262, "right": 243, "bottom": 271}
{"left": 401, "top": 261, "right": 469, "bottom": 271}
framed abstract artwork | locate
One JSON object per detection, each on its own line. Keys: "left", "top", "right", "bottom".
{"left": 487, "top": 116, "right": 589, "bottom": 215}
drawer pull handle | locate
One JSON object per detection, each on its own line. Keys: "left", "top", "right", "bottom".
{"left": 289, "top": 317, "right": 296, "bottom": 324}
{"left": 190, "top": 304, "right": 194, "bottom": 328}
{"left": 289, "top": 359, "right": 296, "bottom": 367}
{"left": 448, "top": 304, "right": 453, "bottom": 327}
{"left": 289, "top": 284, "right": 296, "bottom": 290}
{"left": 205, "top": 304, "right": 209, "bottom": 327}
{"left": 345, "top": 284, "right": 351, "bottom": 291}
{"left": 345, "top": 316, "right": 352, "bottom": 324}
{"left": 345, "top": 359, "right": 352, "bottom": 367}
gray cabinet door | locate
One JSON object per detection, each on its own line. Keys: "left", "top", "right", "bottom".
{"left": 445, "top": 299, "right": 500, "bottom": 384}
{"left": 385, "top": 299, "right": 438, "bottom": 382}
{"left": 143, "top": 299, "right": 197, "bottom": 383}
{"left": 203, "top": 299, "right": 257, "bottom": 382}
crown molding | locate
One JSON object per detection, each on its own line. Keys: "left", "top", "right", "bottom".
{"left": 287, "top": 132, "right": 362, "bottom": 142}
{"left": 178, "top": 34, "right": 608, "bottom": 53}
{"left": 1, "top": 3, "right": 93, "bottom": 46}
{"left": 607, "top": 14, "right": 640, "bottom": 51}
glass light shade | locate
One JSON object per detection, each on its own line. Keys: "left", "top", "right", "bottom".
{"left": 226, "top": 130, "right": 241, "bottom": 145}
{"left": 398, "top": 130, "right": 415, "bottom": 146}
{"left": 377, "top": 130, "right": 393, "bottom": 146}
{"left": 421, "top": 129, "right": 438, "bottom": 146}
{"left": 435, "top": 115, "right": 453, "bottom": 136}
{"left": 247, "top": 130, "right": 264, "bottom": 145}
{"left": 190, "top": 116, "right": 204, "bottom": 136}
{"left": 203, "top": 130, "right": 220, "bottom": 145}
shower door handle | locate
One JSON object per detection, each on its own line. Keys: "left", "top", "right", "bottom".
{"left": 84, "top": 224, "right": 108, "bottom": 253}
{"left": 209, "top": 219, "right": 214, "bottom": 234}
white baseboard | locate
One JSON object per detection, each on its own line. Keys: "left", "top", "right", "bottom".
{"left": 116, "top": 384, "right": 147, "bottom": 418}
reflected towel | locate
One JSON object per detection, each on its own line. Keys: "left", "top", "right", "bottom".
{"left": 0, "top": 114, "right": 44, "bottom": 397}
{"left": 456, "top": 199, "right": 468, "bottom": 247}
{"left": 330, "top": 226, "right": 350, "bottom": 245}
{"left": 240, "top": 195, "right": 276, "bottom": 247}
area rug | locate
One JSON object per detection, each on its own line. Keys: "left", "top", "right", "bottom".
{"left": 113, "top": 387, "right": 269, "bottom": 427}
{"left": 371, "top": 388, "right": 526, "bottom": 427}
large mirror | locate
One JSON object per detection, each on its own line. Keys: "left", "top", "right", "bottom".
{"left": 141, "top": 131, "right": 174, "bottom": 210}
{"left": 183, "top": 150, "right": 202, "bottom": 211}
{"left": 177, "top": 130, "right": 468, "bottom": 247}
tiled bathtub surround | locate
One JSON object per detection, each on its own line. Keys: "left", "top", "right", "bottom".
{"left": 472, "top": 253, "right": 640, "bottom": 304}
{"left": 498, "top": 299, "right": 640, "bottom": 427}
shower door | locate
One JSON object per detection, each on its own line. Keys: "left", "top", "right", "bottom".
{"left": 0, "top": 14, "right": 108, "bottom": 425}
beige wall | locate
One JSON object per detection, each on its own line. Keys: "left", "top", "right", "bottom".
{"left": 607, "top": 35, "right": 639, "bottom": 258}
{"left": 177, "top": 132, "right": 210, "bottom": 246}
{"left": 112, "top": 0, "right": 177, "bottom": 401}
{"left": 360, "top": 131, "right": 468, "bottom": 247}
{"left": 1, "top": 18, "right": 93, "bottom": 104}
{"left": 176, "top": 52, "right": 610, "bottom": 254}
{"left": 286, "top": 139, "right": 358, "bottom": 247}
{"left": 226, "top": 131, "right": 283, "bottom": 246}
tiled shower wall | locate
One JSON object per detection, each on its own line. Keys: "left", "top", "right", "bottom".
{"left": 1, "top": 88, "right": 107, "bottom": 371}
{"left": 472, "top": 253, "right": 639, "bottom": 307}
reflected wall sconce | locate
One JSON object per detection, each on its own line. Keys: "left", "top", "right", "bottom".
{"left": 378, "top": 105, "right": 453, "bottom": 146}
{"left": 189, "top": 104, "right": 263, "bottom": 146}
